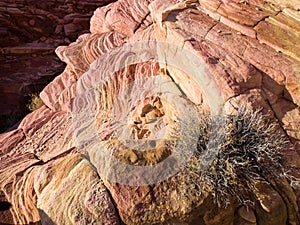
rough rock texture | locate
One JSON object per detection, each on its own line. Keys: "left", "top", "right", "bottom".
{"left": 0, "top": 0, "right": 116, "bottom": 132}
{"left": 0, "top": 0, "right": 117, "bottom": 46}
{"left": 0, "top": 50, "right": 65, "bottom": 133}
{"left": 0, "top": 0, "right": 300, "bottom": 224}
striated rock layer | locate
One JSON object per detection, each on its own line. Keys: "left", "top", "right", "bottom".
{"left": 0, "top": 0, "right": 116, "bottom": 132}
{"left": 0, "top": 0, "right": 300, "bottom": 224}
{"left": 0, "top": 0, "right": 117, "bottom": 47}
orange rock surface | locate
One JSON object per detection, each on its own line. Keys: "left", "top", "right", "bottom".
{"left": 0, "top": 0, "right": 299, "bottom": 224}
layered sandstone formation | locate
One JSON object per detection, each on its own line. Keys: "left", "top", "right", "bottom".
{"left": 0, "top": 0, "right": 117, "bottom": 46}
{"left": 0, "top": 0, "right": 300, "bottom": 224}
{"left": 0, "top": 0, "right": 115, "bottom": 132}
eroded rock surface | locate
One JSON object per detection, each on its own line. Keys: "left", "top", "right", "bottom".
{"left": 0, "top": 0, "right": 116, "bottom": 132}
{"left": 0, "top": 0, "right": 300, "bottom": 224}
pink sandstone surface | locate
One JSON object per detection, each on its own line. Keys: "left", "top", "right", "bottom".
{"left": 0, "top": 0, "right": 300, "bottom": 224}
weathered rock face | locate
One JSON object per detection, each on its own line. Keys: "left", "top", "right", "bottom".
{"left": 0, "top": 50, "right": 65, "bottom": 133}
{"left": 0, "top": 0, "right": 300, "bottom": 224}
{"left": 0, "top": 0, "right": 116, "bottom": 132}
{"left": 0, "top": 0, "right": 117, "bottom": 46}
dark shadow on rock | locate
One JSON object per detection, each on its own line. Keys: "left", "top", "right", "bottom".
{"left": 0, "top": 209, "right": 56, "bottom": 225}
{"left": 0, "top": 199, "right": 55, "bottom": 225}
{"left": 0, "top": 201, "right": 11, "bottom": 211}
{"left": 261, "top": 72, "right": 298, "bottom": 142}
{"left": 38, "top": 209, "right": 56, "bottom": 225}
{"left": 0, "top": 222, "right": 41, "bottom": 225}
{"left": 0, "top": 191, "right": 14, "bottom": 225}
{"left": 0, "top": 200, "right": 41, "bottom": 225}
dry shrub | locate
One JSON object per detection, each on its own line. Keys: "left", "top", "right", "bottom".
{"left": 180, "top": 107, "right": 298, "bottom": 207}
{"left": 27, "top": 93, "right": 44, "bottom": 112}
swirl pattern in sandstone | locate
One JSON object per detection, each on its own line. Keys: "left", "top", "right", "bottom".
{"left": 0, "top": 0, "right": 300, "bottom": 224}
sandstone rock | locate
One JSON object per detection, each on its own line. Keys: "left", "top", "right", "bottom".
{"left": 255, "top": 15, "right": 300, "bottom": 61}
{"left": 0, "top": 0, "right": 300, "bottom": 224}
{"left": 90, "top": 0, "right": 151, "bottom": 36}
{"left": 0, "top": 0, "right": 115, "bottom": 46}
{"left": 35, "top": 153, "right": 120, "bottom": 225}
{"left": 55, "top": 31, "right": 126, "bottom": 78}
{"left": 0, "top": 51, "right": 65, "bottom": 132}
{"left": 220, "top": 16, "right": 256, "bottom": 38}
{"left": 265, "top": 0, "right": 300, "bottom": 10}
{"left": 0, "top": 190, "right": 14, "bottom": 224}
{"left": 217, "top": 0, "right": 269, "bottom": 27}
{"left": 0, "top": 128, "right": 25, "bottom": 156}
{"left": 237, "top": 206, "right": 256, "bottom": 224}
{"left": 254, "top": 182, "right": 288, "bottom": 225}
{"left": 0, "top": 0, "right": 116, "bottom": 132}
{"left": 10, "top": 166, "right": 40, "bottom": 224}
{"left": 64, "top": 23, "right": 81, "bottom": 39}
